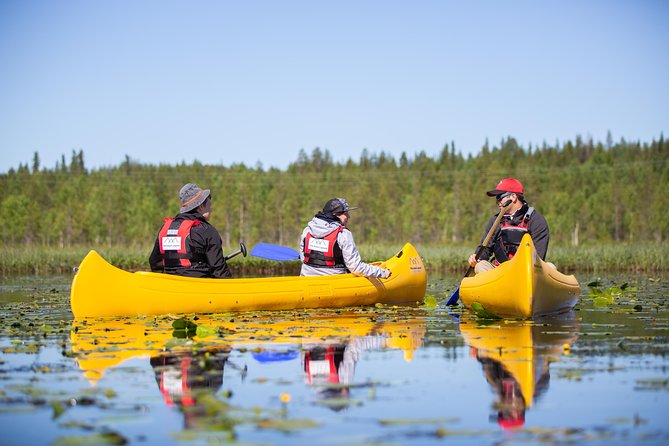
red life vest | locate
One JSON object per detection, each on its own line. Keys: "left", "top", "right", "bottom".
{"left": 158, "top": 217, "right": 201, "bottom": 268}
{"left": 157, "top": 358, "right": 196, "bottom": 407}
{"left": 304, "top": 346, "right": 343, "bottom": 384}
{"left": 303, "top": 227, "right": 345, "bottom": 268}
{"left": 493, "top": 207, "right": 534, "bottom": 264}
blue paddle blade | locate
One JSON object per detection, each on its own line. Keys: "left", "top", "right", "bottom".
{"left": 252, "top": 350, "right": 299, "bottom": 362}
{"left": 446, "top": 285, "right": 460, "bottom": 306}
{"left": 250, "top": 243, "right": 300, "bottom": 261}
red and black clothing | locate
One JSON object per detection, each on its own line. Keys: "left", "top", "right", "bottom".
{"left": 303, "top": 226, "right": 346, "bottom": 268}
{"left": 149, "top": 212, "right": 232, "bottom": 278}
{"left": 478, "top": 203, "right": 549, "bottom": 264}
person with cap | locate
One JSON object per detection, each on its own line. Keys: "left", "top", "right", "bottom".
{"left": 299, "top": 198, "right": 391, "bottom": 278}
{"left": 149, "top": 183, "right": 232, "bottom": 278}
{"left": 468, "top": 178, "right": 550, "bottom": 274}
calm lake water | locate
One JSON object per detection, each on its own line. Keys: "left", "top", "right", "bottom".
{"left": 1, "top": 272, "right": 668, "bottom": 445}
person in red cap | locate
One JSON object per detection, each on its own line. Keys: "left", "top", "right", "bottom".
{"left": 468, "top": 178, "right": 550, "bottom": 274}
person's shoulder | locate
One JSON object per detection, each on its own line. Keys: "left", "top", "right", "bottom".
{"left": 528, "top": 207, "right": 548, "bottom": 225}
{"left": 191, "top": 218, "right": 217, "bottom": 233}
{"left": 528, "top": 206, "right": 546, "bottom": 219}
{"left": 337, "top": 227, "right": 354, "bottom": 242}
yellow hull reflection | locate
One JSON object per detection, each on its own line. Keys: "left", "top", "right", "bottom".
{"left": 70, "top": 312, "right": 426, "bottom": 385}
{"left": 459, "top": 312, "right": 579, "bottom": 429}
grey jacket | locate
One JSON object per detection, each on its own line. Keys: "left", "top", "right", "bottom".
{"left": 299, "top": 217, "right": 390, "bottom": 278}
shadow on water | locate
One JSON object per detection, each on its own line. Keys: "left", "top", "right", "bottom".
{"left": 0, "top": 272, "right": 668, "bottom": 444}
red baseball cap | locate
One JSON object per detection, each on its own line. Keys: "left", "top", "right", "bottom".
{"left": 498, "top": 413, "right": 525, "bottom": 430}
{"left": 486, "top": 178, "right": 524, "bottom": 197}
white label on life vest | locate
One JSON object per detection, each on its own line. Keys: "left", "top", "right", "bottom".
{"left": 307, "top": 238, "right": 330, "bottom": 253}
{"left": 162, "top": 236, "right": 182, "bottom": 251}
{"left": 308, "top": 359, "right": 332, "bottom": 376}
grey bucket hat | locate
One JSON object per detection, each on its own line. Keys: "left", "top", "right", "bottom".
{"left": 179, "top": 183, "right": 211, "bottom": 213}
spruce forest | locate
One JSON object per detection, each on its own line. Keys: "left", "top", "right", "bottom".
{"left": 2, "top": 135, "right": 668, "bottom": 252}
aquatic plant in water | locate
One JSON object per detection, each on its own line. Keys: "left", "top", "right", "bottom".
{"left": 587, "top": 280, "right": 638, "bottom": 307}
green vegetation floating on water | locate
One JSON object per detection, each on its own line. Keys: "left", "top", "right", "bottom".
{"left": 1, "top": 241, "right": 666, "bottom": 275}
{"left": 586, "top": 279, "right": 640, "bottom": 307}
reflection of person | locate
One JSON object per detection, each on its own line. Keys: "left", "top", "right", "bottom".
{"left": 149, "top": 183, "right": 232, "bottom": 278}
{"left": 303, "top": 345, "right": 350, "bottom": 410}
{"left": 472, "top": 350, "right": 529, "bottom": 430}
{"left": 302, "top": 336, "right": 389, "bottom": 411}
{"left": 468, "top": 178, "right": 550, "bottom": 274}
{"left": 299, "top": 198, "right": 390, "bottom": 278}
{"left": 150, "top": 349, "right": 229, "bottom": 428}
{"left": 464, "top": 312, "right": 578, "bottom": 430}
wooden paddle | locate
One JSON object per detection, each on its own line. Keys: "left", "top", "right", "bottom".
{"left": 446, "top": 199, "right": 513, "bottom": 305}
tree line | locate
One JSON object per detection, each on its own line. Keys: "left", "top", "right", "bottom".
{"left": 1, "top": 134, "right": 668, "bottom": 251}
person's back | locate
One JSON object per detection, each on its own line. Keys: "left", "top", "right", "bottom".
{"left": 300, "top": 214, "right": 347, "bottom": 276}
{"left": 299, "top": 198, "right": 390, "bottom": 279}
{"left": 149, "top": 183, "right": 232, "bottom": 278}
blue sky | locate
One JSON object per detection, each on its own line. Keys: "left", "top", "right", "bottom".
{"left": 1, "top": 0, "right": 667, "bottom": 172}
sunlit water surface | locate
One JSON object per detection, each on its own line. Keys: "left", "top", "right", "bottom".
{"left": 1, "top": 272, "right": 668, "bottom": 445}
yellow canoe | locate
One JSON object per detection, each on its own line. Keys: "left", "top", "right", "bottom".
{"left": 70, "top": 243, "right": 427, "bottom": 318}
{"left": 459, "top": 234, "right": 580, "bottom": 318}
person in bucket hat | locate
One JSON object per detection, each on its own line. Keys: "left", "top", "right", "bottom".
{"left": 149, "top": 183, "right": 232, "bottom": 278}
{"left": 299, "top": 198, "right": 391, "bottom": 278}
{"left": 468, "top": 178, "right": 551, "bottom": 274}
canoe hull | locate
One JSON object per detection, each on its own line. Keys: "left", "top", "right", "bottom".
{"left": 70, "top": 243, "right": 427, "bottom": 318}
{"left": 459, "top": 234, "right": 580, "bottom": 318}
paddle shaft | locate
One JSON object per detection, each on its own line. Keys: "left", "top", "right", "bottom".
{"left": 224, "top": 242, "right": 247, "bottom": 261}
{"left": 467, "top": 199, "right": 513, "bottom": 272}
{"left": 446, "top": 199, "right": 512, "bottom": 305}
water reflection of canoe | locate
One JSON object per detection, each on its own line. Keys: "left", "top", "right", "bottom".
{"left": 70, "top": 313, "right": 426, "bottom": 384}
{"left": 459, "top": 312, "right": 579, "bottom": 429}
{"left": 70, "top": 243, "right": 427, "bottom": 318}
{"left": 459, "top": 234, "right": 580, "bottom": 318}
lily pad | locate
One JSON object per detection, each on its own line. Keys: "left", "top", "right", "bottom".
{"left": 471, "top": 302, "right": 501, "bottom": 320}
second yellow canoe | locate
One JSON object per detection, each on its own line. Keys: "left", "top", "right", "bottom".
{"left": 459, "top": 234, "right": 580, "bottom": 318}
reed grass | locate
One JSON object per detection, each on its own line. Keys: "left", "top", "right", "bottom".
{"left": 359, "top": 241, "right": 668, "bottom": 273}
{"left": 1, "top": 242, "right": 667, "bottom": 276}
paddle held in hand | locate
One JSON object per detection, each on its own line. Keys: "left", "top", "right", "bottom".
{"left": 446, "top": 199, "right": 513, "bottom": 305}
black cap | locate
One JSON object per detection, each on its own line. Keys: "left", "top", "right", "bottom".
{"left": 322, "top": 198, "right": 358, "bottom": 215}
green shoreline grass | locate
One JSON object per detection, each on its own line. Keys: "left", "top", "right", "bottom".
{"left": 1, "top": 242, "right": 667, "bottom": 276}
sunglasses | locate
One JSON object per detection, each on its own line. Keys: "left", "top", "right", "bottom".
{"left": 496, "top": 192, "right": 513, "bottom": 203}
